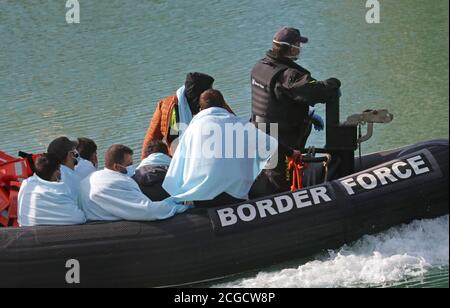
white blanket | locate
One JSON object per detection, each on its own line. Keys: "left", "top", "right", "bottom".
{"left": 18, "top": 175, "right": 86, "bottom": 227}
{"left": 137, "top": 153, "right": 172, "bottom": 170}
{"left": 75, "top": 158, "right": 97, "bottom": 180}
{"left": 80, "top": 168, "right": 188, "bottom": 221}
{"left": 61, "top": 165, "right": 81, "bottom": 203}
{"left": 176, "top": 85, "right": 193, "bottom": 137}
{"left": 162, "top": 107, "right": 278, "bottom": 202}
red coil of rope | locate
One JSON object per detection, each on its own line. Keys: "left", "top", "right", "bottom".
{"left": 288, "top": 156, "right": 306, "bottom": 192}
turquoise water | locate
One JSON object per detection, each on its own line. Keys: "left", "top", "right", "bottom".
{"left": 1, "top": 0, "right": 448, "bottom": 288}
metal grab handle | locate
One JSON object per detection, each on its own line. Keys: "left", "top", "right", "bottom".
{"left": 344, "top": 109, "right": 394, "bottom": 126}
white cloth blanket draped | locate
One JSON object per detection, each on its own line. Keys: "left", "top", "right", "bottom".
{"left": 163, "top": 107, "right": 278, "bottom": 202}
{"left": 61, "top": 165, "right": 81, "bottom": 202}
{"left": 176, "top": 85, "right": 194, "bottom": 137}
{"left": 80, "top": 168, "right": 188, "bottom": 221}
{"left": 18, "top": 175, "right": 86, "bottom": 227}
{"left": 75, "top": 158, "right": 97, "bottom": 180}
{"left": 137, "top": 153, "right": 172, "bottom": 170}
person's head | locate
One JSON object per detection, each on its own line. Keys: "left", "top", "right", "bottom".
{"left": 77, "top": 137, "right": 98, "bottom": 167}
{"left": 34, "top": 153, "right": 61, "bottom": 182}
{"left": 145, "top": 140, "right": 169, "bottom": 157}
{"left": 199, "top": 89, "right": 226, "bottom": 111}
{"left": 272, "top": 27, "right": 308, "bottom": 61}
{"left": 47, "top": 137, "right": 79, "bottom": 170}
{"left": 105, "top": 144, "right": 134, "bottom": 175}
{"left": 184, "top": 72, "right": 215, "bottom": 114}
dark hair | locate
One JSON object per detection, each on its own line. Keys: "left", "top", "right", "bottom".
{"left": 47, "top": 137, "right": 77, "bottom": 163}
{"left": 77, "top": 137, "right": 98, "bottom": 160}
{"left": 199, "top": 89, "right": 226, "bottom": 110}
{"left": 272, "top": 42, "right": 291, "bottom": 58}
{"left": 35, "top": 153, "right": 61, "bottom": 181}
{"left": 105, "top": 144, "right": 133, "bottom": 169}
{"left": 145, "top": 140, "right": 169, "bottom": 157}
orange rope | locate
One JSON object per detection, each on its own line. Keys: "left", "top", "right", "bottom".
{"left": 288, "top": 157, "right": 305, "bottom": 191}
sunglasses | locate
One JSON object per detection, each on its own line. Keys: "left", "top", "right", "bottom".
{"left": 273, "top": 40, "right": 303, "bottom": 50}
{"left": 69, "top": 150, "right": 80, "bottom": 158}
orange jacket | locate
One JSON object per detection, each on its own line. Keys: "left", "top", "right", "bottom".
{"left": 141, "top": 95, "right": 178, "bottom": 159}
{"left": 142, "top": 96, "right": 236, "bottom": 159}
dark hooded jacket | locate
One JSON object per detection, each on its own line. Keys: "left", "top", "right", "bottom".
{"left": 133, "top": 165, "right": 170, "bottom": 201}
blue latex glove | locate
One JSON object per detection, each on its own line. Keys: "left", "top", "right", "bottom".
{"left": 309, "top": 111, "right": 324, "bottom": 131}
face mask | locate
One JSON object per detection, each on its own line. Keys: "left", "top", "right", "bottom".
{"left": 283, "top": 43, "right": 302, "bottom": 61}
{"left": 118, "top": 164, "right": 135, "bottom": 177}
{"left": 287, "top": 50, "right": 300, "bottom": 61}
{"left": 126, "top": 165, "right": 136, "bottom": 177}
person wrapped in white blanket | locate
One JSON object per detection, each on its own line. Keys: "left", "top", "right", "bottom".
{"left": 18, "top": 153, "right": 86, "bottom": 227}
{"left": 47, "top": 137, "right": 82, "bottom": 204}
{"left": 80, "top": 144, "right": 188, "bottom": 221}
{"left": 133, "top": 140, "right": 172, "bottom": 201}
{"left": 163, "top": 89, "right": 301, "bottom": 207}
{"left": 75, "top": 137, "right": 98, "bottom": 180}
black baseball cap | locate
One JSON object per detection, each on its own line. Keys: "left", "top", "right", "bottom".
{"left": 273, "top": 27, "right": 308, "bottom": 48}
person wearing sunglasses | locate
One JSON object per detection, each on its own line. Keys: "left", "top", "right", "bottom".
{"left": 47, "top": 136, "right": 82, "bottom": 203}
{"left": 250, "top": 26, "right": 342, "bottom": 195}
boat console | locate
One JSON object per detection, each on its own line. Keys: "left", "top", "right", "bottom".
{"left": 303, "top": 96, "right": 394, "bottom": 181}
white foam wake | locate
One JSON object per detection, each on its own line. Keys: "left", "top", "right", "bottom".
{"left": 214, "top": 215, "right": 449, "bottom": 288}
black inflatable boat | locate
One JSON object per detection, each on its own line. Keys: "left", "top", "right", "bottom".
{"left": 0, "top": 102, "right": 448, "bottom": 288}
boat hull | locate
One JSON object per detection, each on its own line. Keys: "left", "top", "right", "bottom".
{"left": 0, "top": 140, "right": 448, "bottom": 288}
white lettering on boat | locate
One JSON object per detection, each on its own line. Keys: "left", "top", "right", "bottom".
{"left": 217, "top": 186, "right": 332, "bottom": 228}
{"left": 340, "top": 154, "right": 431, "bottom": 196}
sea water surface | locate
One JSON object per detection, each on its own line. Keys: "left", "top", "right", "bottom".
{"left": 1, "top": 0, "right": 448, "bottom": 287}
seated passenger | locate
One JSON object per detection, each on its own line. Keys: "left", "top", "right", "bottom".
{"left": 163, "top": 89, "right": 296, "bottom": 207}
{"left": 18, "top": 153, "right": 86, "bottom": 227}
{"left": 80, "top": 144, "right": 188, "bottom": 221}
{"left": 141, "top": 72, "right": 235, "bottom": 158}
{"left": 133, "top": 141, "right": 172, "bottom": 201}
{"left": 75, "top": 137, "right": 98, "bottom": 180}
{"left": 47, "top": 137, "right": 81, "bottom": 202}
